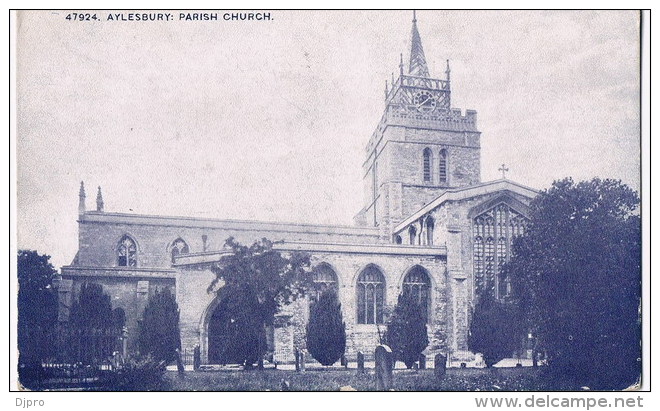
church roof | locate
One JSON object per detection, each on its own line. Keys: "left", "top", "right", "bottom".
{"left": 394, "top": 179, "right": 539, "bottom": 233}
{"left": 408, "top": 11, "right": 430, "bottom": 77}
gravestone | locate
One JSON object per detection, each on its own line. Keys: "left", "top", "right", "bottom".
{"left": 299, "top": 352, "right": 306, "bottom": 372}
{"left": 419, "top": 354, "right": 426, "bottom": 370}
{"left": 175, "top": 348, "right": 185, "bottom": 377}
{"left": 374, "top": 345, "right": 393, "bottom": 391}
{"left": 193, "top": 345, "right": 201, "bottom": 371}
{"left": 434, "top": 353, "right": 447, "bottom": 379}
{"left": 357, "top": 351, "right": 365, "bottom": 374}
{"left": 294, "top": 348, "right": 300, "bottom": 372}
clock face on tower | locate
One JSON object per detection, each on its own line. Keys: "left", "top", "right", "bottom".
{"left": 413, "top": 91, "right": 437, "bottom": 113}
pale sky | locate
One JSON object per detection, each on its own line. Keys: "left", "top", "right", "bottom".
{"left": 16, "top": 10, "right": 641, "bottom": 269}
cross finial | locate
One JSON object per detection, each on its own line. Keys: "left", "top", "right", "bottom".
{"left": 498, "top": 163, "right": 510, "bottom": 179}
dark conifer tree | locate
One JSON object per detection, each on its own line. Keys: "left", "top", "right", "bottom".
{"left": 138, "top": 288, "right": 182, "bottom": 364}
{"left": 384, "top": 292, "right": 429, "bottom": 368}
{"left": 306, "top": 290, "right": 346, "bottom": 366}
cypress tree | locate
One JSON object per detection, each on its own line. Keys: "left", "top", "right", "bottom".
{"left": 138, "top": 288, "right": 182, "bottom": 364}
{"left": 306, "top": 290, "right": 346, "bottom": 366}
{"left": 384, "top": 293, "right": 429, "bottom": 368}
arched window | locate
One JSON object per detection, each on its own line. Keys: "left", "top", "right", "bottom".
{"left": 311, "top": 263, "right": 338, "bottom": 302}
{"left": 439, "top": 149, "right": 448, "bottom": 184}
{"left": 409, "top": 225, "right": 417, "bottom": 245}
{"left": 170, "top": 238, "right": 190, "bottom": 264}
{"left": 403, "top": 266, "right": 431, "bottom": 322}
{"left": 357, "top": 265, "right": 385, "bottom": 324}
{"left": 394, "top": 234, "right": 403, "bottom": 244}
{"left": 117, "top": 235, "right": 137, "bottom": 267}
{"left": 473, "top": 204, "right": 528, "bottom": 299}
{"left": 423, "top": 148, "right": 432, "bottom": 182}
{"left": 425, "top": 216, "right": 435, "bottom": 245}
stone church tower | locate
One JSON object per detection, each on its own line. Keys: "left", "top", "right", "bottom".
{"left": 356, "top": 13, "right": 481, "bottom": 241}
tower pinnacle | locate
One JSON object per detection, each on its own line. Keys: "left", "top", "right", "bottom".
{"left": 78, "top": 181, "right": 86, "bottom": 215}
{"left": 408, "top": 11, "right": 430, "bottom": 78}
{"left": 96, "top": 186, "right": 104, "bottom": 212}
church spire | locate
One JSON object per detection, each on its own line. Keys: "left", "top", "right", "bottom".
{"left": 408, "top": 11, "right": 430, "bottom": 78}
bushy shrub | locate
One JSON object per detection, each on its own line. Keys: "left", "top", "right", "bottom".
{"left": 100, "top": 355, "right": 166, "bottom": 391}
{"left": 468, "top": 294, "right": 522, "bottom": 367}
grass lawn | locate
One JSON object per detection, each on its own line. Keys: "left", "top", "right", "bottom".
{"left": 159, "top": 367, "right": 558, "bottom": 391}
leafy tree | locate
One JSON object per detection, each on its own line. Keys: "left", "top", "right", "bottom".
{"left": 207, "top": 238, "right": 312, "bottom": 368}
{"left": 507, "top": 178, "right": 641, "bottom": 389}
{"left": 17, "top": 250, "right": 58, "bottom": 383}
{"left": 138, "top": 288, "right": 181, "bottom": 364}
{"left": 468, "top": 294, "right": 522, "bottom": 367}
{"left": 384, "top": 292, "right": 429, "bottom": 368}
{"left": 306, "top": 290, "right": 346, "bottom": 366}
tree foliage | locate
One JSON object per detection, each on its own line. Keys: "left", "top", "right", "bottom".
{"left": 17, "top": 250, "right": 58, "bottom": 382}
{"left": 384, "top": 292, "right": 429, "bottom": 368}
{"left": 506, "top": 178, "right": 641, "bottom": 389}
{"left": 468, "top": 294, "right": 522, "bottom": 367}
{"left": 208, "top": 238, "right": 312, "bottom": 368}
{"left": 138, "top": 288, "right": 182, "bottom": 364}
{"left": 306, "top": 290, "right": 346, "bottom": 366}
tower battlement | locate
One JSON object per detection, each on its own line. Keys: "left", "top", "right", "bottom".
{"left": 366, "top": 107, "right": 478, "bottom": 153}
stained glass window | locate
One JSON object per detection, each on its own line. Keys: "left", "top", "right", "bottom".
{"left": 409, "top": 225, "right": 417, "bottom": 245}
{"left": 357, "top": 266, "right": 385, "bottom": 324}
{"left": 439, "top": 149, "right": 448, "bottom": 183}
{"left": 403, "top": 266, "right": 431, "bottom": 323}
{"left": 423, "top": 148, "right": 432, "bottom": 182}
{"left": 117, "top": 235, "right": 137, "bottom": 267}
{"left": 426, "top": 216, "right": 435, "bottom": 245}
{"left": 473, "top": 204, "right": 528, "bottom": 299}
{"left": 171, "top": 238, "right": 190, "bottom": 264}
{"left": 311, "top": 264, "right": 338, "bottom": 302}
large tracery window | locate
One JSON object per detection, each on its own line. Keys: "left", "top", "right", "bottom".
{"left": 473, "top": 204, "right": 527, "bottom": 299}
{"left": 403, "top": 266, "right": 431, "bottom": 323}
{"left": 312, "top": 263, "right": 339, "bottom": 302}
{"left": 170, "top": 238, "right": 190, "bottom": 264}
{"left": 423, "top": 148, "right": 432, "bottom": 182}
{"left": 117, "top": 235, "right": 137, "bottom": 267}
{"left": 357, "top": 265, "right": 385, "bottom": 324}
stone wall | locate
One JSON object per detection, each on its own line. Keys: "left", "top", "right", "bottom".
{"left": 75, "top": 212, "right": 380, "bottom": 268}
{"left": 174, "top": 249, "right": 449, "bottom": 364}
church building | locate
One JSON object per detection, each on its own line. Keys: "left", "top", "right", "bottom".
{"left": 56, "top": 14, "right": 538, "bottom": 365}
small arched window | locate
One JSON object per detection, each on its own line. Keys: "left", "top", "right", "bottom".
{"left": 117, "top": 235, "right": 137, "bottom": 267}
{"left": 312, "top": 264, "right": 338, "bottom": 302}
{"left": 439, "top": 149, "right": 448, "bottom": 184}
{"left": 394, "top": 234, "right": 403, "bottom": 244}
{"left": 409, "top": 225, "right": 417, "bottom": 245}
{"left": 403, "top": 266, "right": 432, "bottom": 323}
{"left": 357, "top": 265, "right": 385, "bottom": 324}
{"left": 423, "top": 148, "right": 432, "bottom": 183}
{"left": 170, "top": 238, "right": 190, "bottom": 264}
{"left": 425, "top": 216, "right": 435, "bottom": 245}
